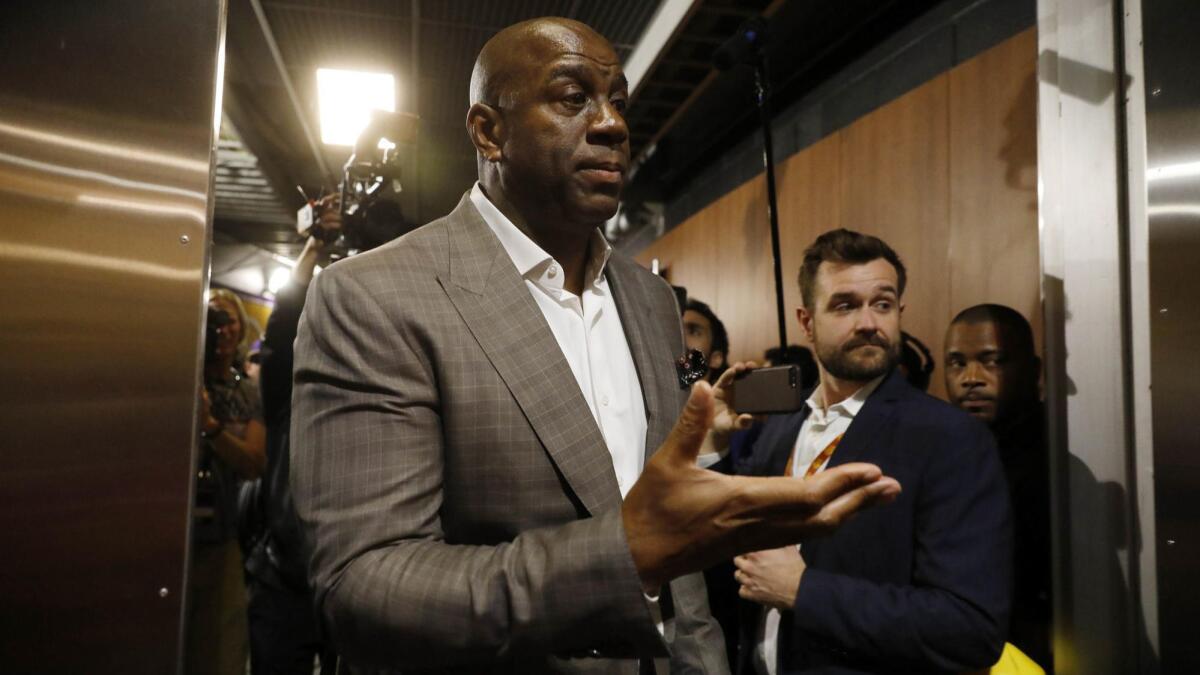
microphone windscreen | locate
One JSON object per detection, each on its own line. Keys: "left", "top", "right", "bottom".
{"left": 712, "top": 16, "right": 767, "bottom": 71}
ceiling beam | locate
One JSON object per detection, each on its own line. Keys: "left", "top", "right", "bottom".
{"left": 624, "top": 0, "right": 703, "bottom": 97}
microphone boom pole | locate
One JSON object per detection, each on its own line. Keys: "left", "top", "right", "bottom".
{"left": 715, "top": 17, "right": 788, "bottom": 354}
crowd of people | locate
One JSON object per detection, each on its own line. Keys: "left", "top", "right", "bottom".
{"left": 191, "top": 15, "right": 1052, "bottom": 675}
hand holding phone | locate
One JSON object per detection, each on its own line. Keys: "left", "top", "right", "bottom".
{"left": 730, "top": 364, "right": 807, "bottom": 415}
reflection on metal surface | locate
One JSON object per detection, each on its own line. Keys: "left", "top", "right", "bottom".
{"left": 1146, "top": 160, "right": 1200, "bottom": 182}
{"left": 0, "top": 1, "right": 225, "bottom": 673}
{"left": 1037, "top": 0, "right": 1154, "bottom": 671}
{"left": 0, "top": 119, "right": 211, "bottom": 173}
{"left": 1143, "top": 0, "right": 1200, "bottom": 669}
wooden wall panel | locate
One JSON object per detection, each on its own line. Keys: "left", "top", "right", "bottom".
{"left": 636, "top": 176, "right": 775, "bottom": 360}
{"left": 775, "top": 134, "right": 842, "bottom": 348}
{"left": 838, "top": 74, "right": 952, "bottom": 397}
{"left": 947, "top": 28, "right": 1041, "bottom": 349}
{"left": 635, "top": 28, "right": 1038, "bottom": 401}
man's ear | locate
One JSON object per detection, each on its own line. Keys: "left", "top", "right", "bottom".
{"left": 796, "top": 306, "right": 814, "bottom": 343}
{"left": 709, "top": 350, "right": 726, "bottom": 372}
{"left": 466, "top": 102, "right": 504, "bottom": 162}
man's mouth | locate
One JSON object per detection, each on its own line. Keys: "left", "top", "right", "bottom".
{"left": 577, "top": 160, "right": 625, "bottom": 184}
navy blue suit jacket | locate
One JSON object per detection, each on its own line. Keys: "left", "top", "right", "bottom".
{"left": 734, "top": 370, "right": 1012, "bottom": 674}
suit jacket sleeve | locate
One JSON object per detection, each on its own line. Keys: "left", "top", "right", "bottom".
{"left": 290, "top": 265, "right": 666, "bottom": 668}
{"left": 789, "top": 420, "right": 1013, "bottom": 671}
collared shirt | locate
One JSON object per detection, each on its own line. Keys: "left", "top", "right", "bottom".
{"left": 470, "top": 183, "right": 648, "bottom": 496}
{"left": 754, "top": 375, "right": 885, "bottom": 675}
{"left": 471, "top": 184, "right": 664, "bottom": 661}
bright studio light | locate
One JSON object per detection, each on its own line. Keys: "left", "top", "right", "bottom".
{"left": 268, "top": 267, "right": 292, "bottom": 294}
{"left": 316, "top": 68, "right": 395, "bottom": 146}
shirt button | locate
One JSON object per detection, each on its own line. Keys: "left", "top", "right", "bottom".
{"left": 547, "top": 264, "right": 558, "bottom": 278}
{"left": 601, "top": 395, "right": 610, "bottom": 406}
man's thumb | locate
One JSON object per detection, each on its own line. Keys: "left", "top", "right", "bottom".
{"left": 663, "top": 381, "right": 714, "bottom": 463}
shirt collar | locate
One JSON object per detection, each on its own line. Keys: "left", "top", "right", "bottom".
{"left": 469, "top": 182, "right": 612, "bottom": 292}
{"left": 805, "top": 373, "right": 886, "bottom": 420}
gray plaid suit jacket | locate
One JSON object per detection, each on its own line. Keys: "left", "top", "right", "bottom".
{"left": 291, "top": 193, "right": 729, "bottom": 674}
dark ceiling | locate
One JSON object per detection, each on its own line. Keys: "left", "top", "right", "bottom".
{"left": 216, "top": 0, "right": 943, "bottom": 260}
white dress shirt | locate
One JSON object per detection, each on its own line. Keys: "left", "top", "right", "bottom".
{"left": 470, "top": 183, "right": 648, "bottom": 497}
{"left": 753, "top": 375, "right": 884, "bottom": 675}
{"left": 471, "top": 185, "right": 667, "bottom": 667}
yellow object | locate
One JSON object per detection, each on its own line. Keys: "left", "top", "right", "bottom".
{"left": 987, "top": 643, "right": 1045, "bottom": 675}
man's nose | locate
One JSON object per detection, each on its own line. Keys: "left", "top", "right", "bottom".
{"left": 962, "top": 361, "right": 985, "bottom": 385}
{"left": 854, "top": 307, "right": 880, "bottom": 332}
{"left": 588, "top": 99, "right": 628, "bottom": 146}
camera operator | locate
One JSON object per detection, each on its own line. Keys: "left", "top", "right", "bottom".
{"left": 245, "top": 193, "right": 405, "bottom": 674}
{"left": 192, "top": 288, "right": 266, "bottom": 675}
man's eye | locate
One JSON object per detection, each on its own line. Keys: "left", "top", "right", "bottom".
{"left": 874, "top": 301, "right": 892, "bottom": 311}
{"left": 564, "top": 92, "right": 587, "bottom": 107}
{"left": 611, "top": 97, "right": 627, "bottom": 113}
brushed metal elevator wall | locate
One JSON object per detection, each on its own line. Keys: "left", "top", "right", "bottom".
{"left": 0, "top": 2, "right": 225, "bottom": 671}
{"left": 1143, "top": 0, "right": 1200, "bottom": 669}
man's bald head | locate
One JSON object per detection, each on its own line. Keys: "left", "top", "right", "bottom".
{"left": 469, "top": 18, "right": 616, "bottom": 108}
{"left": 464, "top": 16, "right": 630, "bottom": 234}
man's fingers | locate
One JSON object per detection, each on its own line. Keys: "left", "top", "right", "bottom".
{"left": 734, "top": 413, "right": 756, "bottom": 430}
{"left": 661, "top": 381, "right": 714, "bottom": 464}
{"left": 796, "top": 463, "right": 887, "bottom": 505}
{"left": 713, "top": 363, "right": 741, "bottom": 390}
{"left": 805, "top": 476, "right": 901, "bottom": 534}
{"left": 726, "top": 464, "right": 899, "bottom": 541}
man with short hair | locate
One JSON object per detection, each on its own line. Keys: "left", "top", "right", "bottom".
{"left": 290, "top": 21, "right": 898, "bottom": 674}
{"left": 683, "top": 298, "right": 730, "bottom": 383}
{"left": 715, "top": 229, "right": 1012, "bottom": 674}
{"left": 945, "top": 304, "right": 1051, "bottom": 668}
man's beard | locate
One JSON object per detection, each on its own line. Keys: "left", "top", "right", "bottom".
{"left": 815, "top": 330, "right": 899, "bottom": 382}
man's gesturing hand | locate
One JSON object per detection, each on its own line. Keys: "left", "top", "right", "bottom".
{"left": 622, "top": 381, "right": 901, "bottom": 590}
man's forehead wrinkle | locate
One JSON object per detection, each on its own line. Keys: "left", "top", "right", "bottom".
{"left": 559, "top": 51, "right": 622, "bottom": 68}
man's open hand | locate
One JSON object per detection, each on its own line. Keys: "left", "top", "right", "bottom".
{"left": 622, "top": 381, "right": 900, "bottom": 590}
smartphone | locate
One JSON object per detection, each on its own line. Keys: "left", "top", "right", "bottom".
{"left": 731, "top": 365, "right": 807, "bottom": 414}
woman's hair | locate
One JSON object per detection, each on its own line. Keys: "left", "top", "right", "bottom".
{"left": 208, "top": 288, "right": 253, "bottom": 362}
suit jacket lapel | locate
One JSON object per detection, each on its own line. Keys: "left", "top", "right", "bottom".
{"left": 605, "top": 256, "right": 677, "bottom": 458}
{"left": 437, "top": 194, "right": 622, "bottom": 516}
{"left": 825, "top": 370, "right": 905, "bottom": 469}
{"left": 766, "top": 409, "right": 808, "bottom": 477}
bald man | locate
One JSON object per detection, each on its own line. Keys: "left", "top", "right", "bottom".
{"left": 291, "top": 18, "right": 898, "bottom": 674}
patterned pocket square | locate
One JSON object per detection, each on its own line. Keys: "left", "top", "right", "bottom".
{"left": 675, "top": 349, "right": 708, "bottom": 389}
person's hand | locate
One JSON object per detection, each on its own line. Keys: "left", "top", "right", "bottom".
{"left": 622, "top": 381, "right": 900, "bottom": 591}
{"left": 312, "top": 193, "right": 343, "bottom": 249}
{"left": 710, "top": 360, "right": 760, "bottom": 437}
{"left": 199, "top": 388, "right": 221, "bottom": 436}
{"left": 734, "top": 546, "right": 806, "bottom": 610}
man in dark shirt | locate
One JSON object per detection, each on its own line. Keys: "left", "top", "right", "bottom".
{"left": 246, "top": 198, "right": 347, "bottom": 675}
{"left": 945, "top": 303, "right": 1052, "bottom": 670}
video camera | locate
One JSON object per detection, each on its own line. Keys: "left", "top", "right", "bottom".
{"left": 297, "top": 110, "right": 420, "bottom": 252}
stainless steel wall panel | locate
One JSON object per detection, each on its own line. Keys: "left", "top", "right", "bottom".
{"left": 1037, "top": 0, "right": 1157, "bottom": 671}
{"left": 0, "top": 2, "right": 225, "bottom": 672}
{"left": 1142, "top": 0, "right": 1200, "bottom": 669}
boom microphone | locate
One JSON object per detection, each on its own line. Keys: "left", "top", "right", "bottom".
{"left": 712, "top": 16, "right": 768, "bottom": 70}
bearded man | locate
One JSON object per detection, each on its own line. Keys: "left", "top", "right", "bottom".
{"left": 711, "top": 229, "right": 1013, "bottom": 674}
